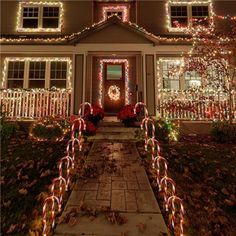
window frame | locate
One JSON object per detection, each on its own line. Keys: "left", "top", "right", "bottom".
{"left": 2, "top": 58, "right": 72, "bottom": 90}
{"left": 102, "top": 5, "right": 129, "bottom": 22}
{"left": 16, "top": 2, "right": 63, "bottom": 33}
{"left": 167, "top": 1, "right": 212, "bottom": 32}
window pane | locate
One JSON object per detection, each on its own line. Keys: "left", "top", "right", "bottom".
{"left": 171, "top": 18, "right": 188, "bottom": 27}
{"left": 29, "top": 62, "right": 46, "bottom": 79}
{"left": 29, "top": 80, "right": 45, "bottom": 88}
{"left": 106, "top": 65, "right": 122, "bottom": 80}
{"left": 171, "top": 6, "right": 187, "bottom": 17}
{"left": 50, "top": 61, "right": 67, "bottom": 79}
{"left": 23, "top": 19, "right": 38, "bottom": 28}
{"left": 23, "top": 7, "right": 38, "bottom": 17}
{"left": 50, "top": 80, "right": 66, "bottom": 88}
{"left": 7, "top": 80, "right": 24, "bottom": 88}
{"left": 7, "top": 61, "right": 24, "bottom": 79}
{"left": 42, "top": 18, "right": 59, "bottom": 28}
{"left": 43, "top": 7, "right": 59, "bottom": 17}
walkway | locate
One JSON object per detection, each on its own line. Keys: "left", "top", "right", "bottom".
{"left": 55, "top": 122, "right": 169, "bottom": 236}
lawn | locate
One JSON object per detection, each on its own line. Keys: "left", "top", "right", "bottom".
{"left": 137, "top": 136, "right": 236, "bottom": 236}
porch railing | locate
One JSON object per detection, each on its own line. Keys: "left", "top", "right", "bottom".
{"left": 157, "top": 89, "right": 236, "bottom": 121}
{"left": 0, "top": 89, "right": 72, "bottom": 119}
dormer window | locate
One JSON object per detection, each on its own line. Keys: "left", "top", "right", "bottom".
{"left": 167, "top": 0, "right": 212, "bottom": 32}
{"left": 17, "top": 2, "right": 63, "bottom": 32}
{"left": 102, "top": 6, "right": 128, "bottom": 22}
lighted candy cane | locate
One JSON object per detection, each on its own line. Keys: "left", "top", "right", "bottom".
{"left": 147, "top": 138, "right": 161, "bottom": 168}
{"left": 71, "top": 117, "right": 86, "bottom": 140}
{"left": 59, "top": 156, "right": 72, "bottom": 189}
{"left": 134, "top": 102, "right": 149, "bottom": 118}
{"left": 167, "top": 196, "right": 184, "bottom": 236}
{"left": 141, "top": 118, "right": 155, "bottom": 151}
{"left": 42, "top": 195, "right": 60, "bottom": 236}
{"left": 66, "top": 138, "right": 81, "bottom": 169}
{"left": 154, "top": 156, "right": 168, "bottom": 189}
{"left": 160, "top": 176, "right": 176, "bottom": 211}
{"left": 50, "top": 176, "right": 67, "bottom": 209}
{"left": 78, "top": 102, "right": 93, "bottom": 117}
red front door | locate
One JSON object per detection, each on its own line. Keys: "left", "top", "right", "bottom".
{"left": 104, "top": 63, "right": 125, "bottom": 114}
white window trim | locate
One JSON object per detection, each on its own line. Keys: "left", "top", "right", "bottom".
{"left": 16, "top": 2, "right": 63, "bottom": 33}
{"left": 102, "top": 6, "right": 129, "bottom": 22}
{"left": 2, "top": 58, "right": 72, "bottom": 89}
{"left": 166, "top": 0, "right": 213, "bottom": 32}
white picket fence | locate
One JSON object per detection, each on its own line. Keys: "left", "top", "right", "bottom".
{"left": 0, "top": 89, "right": 72, "bottom": 119}
{"left": 157, "top": 90, "right": 236, "bottom": 121}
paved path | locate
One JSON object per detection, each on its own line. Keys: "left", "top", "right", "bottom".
{"left": 55, "top": 125, "right": 169, "bottom": 236}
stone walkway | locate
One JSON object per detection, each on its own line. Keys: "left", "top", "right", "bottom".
{"left": 55, "top": 124, "right": 169, "bottom": 236}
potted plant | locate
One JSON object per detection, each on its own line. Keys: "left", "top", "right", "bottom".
{"left": 85, "top": 104, "right": 104, "bottom": 126}
{"left": 117, "top": 104, "right": 141, "bottom": 127}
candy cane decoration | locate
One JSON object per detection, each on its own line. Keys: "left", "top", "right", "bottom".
{"left": 167, "top": 196, "right": 184, "bottom": 236}
{"left": 71, "top": 117, "right": 86, "bottom": 140}
{"left": 78, "top": 102, "right": 93, "bottom": 117}
{"left": 154, "top": 156, "right": 168, "bottom": 189}
{"left": 59, "top": 156, "right": 72, "bottom": 189}
{"left": 147, "top": 138, "right": 161, "bottom": 168}
{"left": 141, "top": 118, "right": 155, "bottom": 151}
{"left": 42, "top": 195, "right": 60, "bottom": 236}
{"left": 134, "top": 102, "right": 149, "bottom": 118}
{"left": 50, "top": 176, "right": 67, "bottom": 207}
{"left": 160, "top": 176, "right": 176, "bottom": 211}
{"left": 67, "top": 138, "right": 81, "bottom": 168}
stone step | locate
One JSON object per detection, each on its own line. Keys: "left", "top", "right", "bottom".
{"left": 97, "top": 127, "right": 138, "bottom": 133}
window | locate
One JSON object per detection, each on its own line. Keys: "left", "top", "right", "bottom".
{"left": 3, "top": 58, "right": 71, "bottom": 89}
{"left": 22, "top": 7, "right": 39, "bottom": 28}
{"left": 43, "top": 7, "right": 60, "bottom": 28}
{"left": 7, "top": 61, "right": 25, "bottom": 88}
{"left": 170, "top": 6, "right": 188, "bottom": 28}
{"left": 102, "top": 6, "right": 128, "bottom": 21}
{"left": 106, "top": 64, "right": 123, "bottom": 80}
{"left": 159, "top": 58, "right": 202, "bottom": 90}
{"left": 167, "top": 1, "right": 211, "bottom": 31}
{"left": 17, "top": 2, "right": 63, "bottom": 32}
{"left": 50, "top": 61, "right": 67, "bottom": 88}
{"left": 29, "top": 62, "right": 46, "bottom": 88}
{"left": 192, "top": 6, "right": 209, "bottom": 25}
{"left": 161, "top": 60, "right": 181, "bottom": 90}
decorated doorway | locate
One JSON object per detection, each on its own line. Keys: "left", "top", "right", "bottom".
{"left": 98, "top": 59, "right": 130, "bottom": 114}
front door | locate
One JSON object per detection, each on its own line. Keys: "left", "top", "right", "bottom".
{"left": 104, "top": 63, "right": 125, "bottom": 114}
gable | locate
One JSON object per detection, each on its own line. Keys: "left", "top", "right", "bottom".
{"left": 76, "top": 23, "right": 155, "bottom": 44}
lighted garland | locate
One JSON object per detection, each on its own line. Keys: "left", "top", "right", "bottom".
{"left": 102, "top": 5, "right": 128, "bottom": 22}
{"left": 108, "top": 85, "right": 120, "bottom": 101}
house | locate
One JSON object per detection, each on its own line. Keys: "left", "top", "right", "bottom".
{"left": 0, "top": 0, "right": 235, "bottom": 119}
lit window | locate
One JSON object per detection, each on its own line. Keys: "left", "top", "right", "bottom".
{"left": 50, "top": 61, "right": 67, "bottom": 88}
{"left": 167, "top": 1, "right": 211, "bottom": 31}
{"left": 29, "top": 62, "right": 46, "bottom": 88}
{"left": 17, "top": 2, "right": 63, "bottom": 32}
{"left": 185, "top": 71, "right": 201, "bottom": 88}
{"left": 7, "top": 61, "right": 25, "bottom": 88}
{"left": 170, "top": 6, "right": 188, "bottom": 28}
{"left": 161, "top": 60, "right": 181, "bottom": 90}
{"left": 102, "top": 6, "right": 128, "bottom": 21}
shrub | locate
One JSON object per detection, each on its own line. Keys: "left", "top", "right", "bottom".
{"left": 148, "top": 118, "right": 179, "bottom": 143}
{"left": 85, "top": 104, "right": 104, "bottom": 126}
{"left": 211, "top": 121, "right": 236, "bottom": 143}
{"left": 29, "top": 117, "right": 64, "bottom": 141}
{"left": 117, "top": 104, "right": 141, "bottom": 127}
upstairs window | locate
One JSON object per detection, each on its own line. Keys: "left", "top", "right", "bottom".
{"left": 167, "top": 1, "right": 212, "bottom": 32}
{"left": 17, "top": 2, "right": 63, "bottom": 32}
{"left": 102, "top": 6, "right": 129, "bottom": 21}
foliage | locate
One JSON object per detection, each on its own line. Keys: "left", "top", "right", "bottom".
{"left": 117, "top": 104, "right": 141, "bottom": 127}
{"left": 211, "top": 121, "right": 236, "bottom": 143}
{"left": 148, "top": 118, "right": 179, "bottom": 143}
{"left": 0, "top": 106, "right": 18, "bottom": 143}
{"left": 83, "top": 121, "right": 97, "bottom": 136}
{"left": 29, "top": 117, "right": 65, "bottom": 141}
{"left": 85, "top": 104, "right": 104, "bottom": 126}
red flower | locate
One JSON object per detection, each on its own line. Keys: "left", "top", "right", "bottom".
{"left": 85, "top": 121, "right": 97, "bottom": 135}
{"left": 117, "top": 104, "right": 141, "bottom": 121}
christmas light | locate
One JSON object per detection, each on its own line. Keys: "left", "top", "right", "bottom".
{"left": 102, "top": 5, "right": 128, "bottom": 22}
{"left": 98, "top": 59, "right": 130, "bottom": 107}
{"left": 16, "top": 2, "right": 63, "bottom": 32}
{"left": 108, "top": 85, "right": 120, "bottom": 101}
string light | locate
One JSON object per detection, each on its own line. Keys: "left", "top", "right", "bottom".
{"left": 102, "top": 6, "right": 128, "bottom": 21}
{"left": 108, "top": 85, "right": 120, "bottom": 101}
{"left": 98, "top": 59, "right": 130, "bottom": 107}
{"left": 16, "top": 2, "right": 64, "bottom": 32}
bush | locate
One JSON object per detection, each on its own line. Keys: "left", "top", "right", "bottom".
{"left": 85, "top": 104, "right": 104, "bottom": 126}
{"left": 148, "top": 118, "right": 179, "bottom": 143}
{"left": 29, "top": 117, "right": 65, "bottom": 141}
{"left": 211, "top": 121, "right": 236, "bottom": 143}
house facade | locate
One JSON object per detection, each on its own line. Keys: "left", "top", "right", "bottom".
{"left": 0, "top": 0, "right": 235, "bottom": 119}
